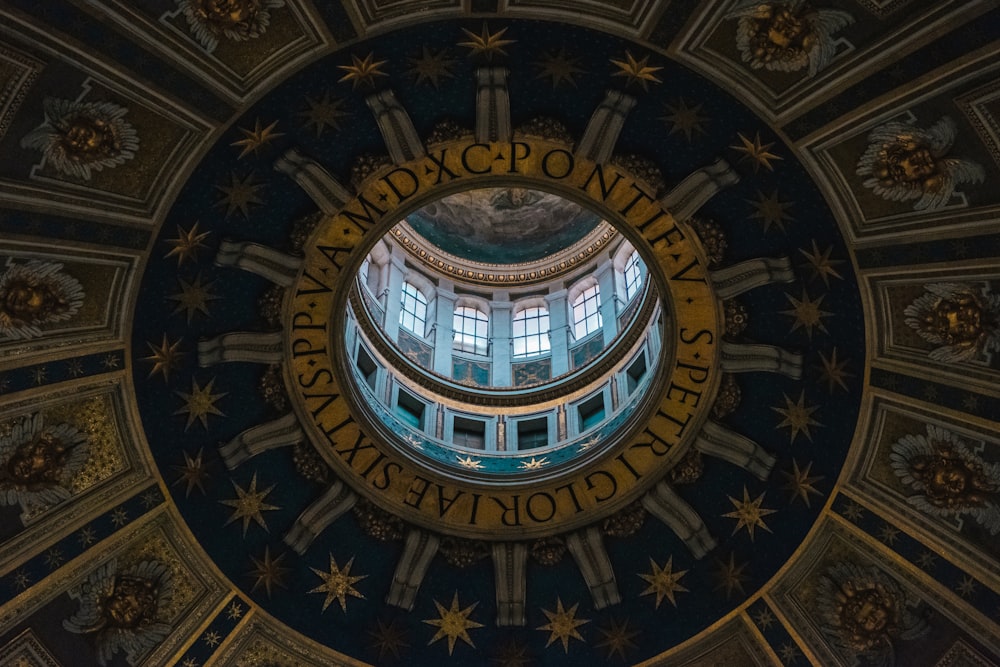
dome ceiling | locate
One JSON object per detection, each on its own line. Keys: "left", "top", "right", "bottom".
{"left": 406, "top": 187, "right": 602, "bottom": 264}
{"left": 0, "top": 2, "right": 998, "bottom": 667}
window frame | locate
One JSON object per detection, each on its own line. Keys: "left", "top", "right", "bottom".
{"left": 570, "top": 282, "right": 603, "bottom": 340}
{"left": 623, "top": 249, "right": 644, "bottom": 301}
{"left": 512, "top": 304, "right": 551, "bottom": 358}
{"left": 399, "top": 280, "right": 429, "bottom": 336}
{"left": 453, "top": 305, "right": 490, "bottom": 355}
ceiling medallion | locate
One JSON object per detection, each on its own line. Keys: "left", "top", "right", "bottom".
{"left": 284, "top": 136, "right": 721, "bottom": 539}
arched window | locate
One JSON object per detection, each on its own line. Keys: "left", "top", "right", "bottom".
{"left": 454, "top": 306, "right": 489, "bottom": 354}
{"left": 359, "top": 256, "right": 371, "bottom": 289}
{"left": 623, "top": 249, "right": 644, "bottom": 301}
{"left": 572, "top": 283, "right": 602, "bottom": 339}
{"left": 512, "top": 306, "right": 550, "bottom": 358}
{"left": 399, "top": 281, "right": 428, "bottom": 335}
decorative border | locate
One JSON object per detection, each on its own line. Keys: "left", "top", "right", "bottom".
{"left": 392, "top": 219, "right": 618, "bottom": 287}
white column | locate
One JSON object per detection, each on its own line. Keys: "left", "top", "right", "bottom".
{"left": 595, "top": 261, "right": 618, "bottom": 344}
{"left": 546, "top": 289, "right": 570, "bottom": 376}
{"left": 492, "top": 296, "right": 512, "bottom": 386}
{"left": 577, "top": 90, "right": 636, "bottom": 163}
{"left": 433, "top": 285, "right": 456, "bottom": 376}
{"left": 382, "top": 254, "right": 405, "bottom": 341}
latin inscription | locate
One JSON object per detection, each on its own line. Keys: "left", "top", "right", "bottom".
{"left": 287, "top": 138, "right": 721, "bottom": 537}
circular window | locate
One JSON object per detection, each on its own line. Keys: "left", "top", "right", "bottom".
{"left": 342, "top": 185, "right": 670, "bottom": 481}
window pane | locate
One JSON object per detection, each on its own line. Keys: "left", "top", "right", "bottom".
{"left": 399, "top": 282, "right": 428, "bottom": 335}
{"left": 624, "top": 250, "right": 644, "bottom": 301}
{"left": 512, "top": 306, "right": 550, "bottom": 358}
{"left": 453, "top": 306, "right": 489, "bottom": 354}
{"left": 572, "top": 284, "right": 602, "bottom": 338}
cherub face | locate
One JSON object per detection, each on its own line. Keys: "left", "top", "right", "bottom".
{"left": 930, "top": 295, "right": 984, "bottom": 346}
{"left": 193, "top": 0, "right": 261, "bottom": 30}
{"left": 845, "top": 589, "right": 891, "bottom": 633}
{"left": 892, "top": 145, "right": 937, "bottom": 182}
{"left": 6, "top": 431, "right": 67, "bottom": 485}
{"left": 104, "top": 577, "right": 159, "bottom": 628}
{"left": 2, "top": 281, "right": 55, "bottom": 321}
{"left": 928, "top": 463, "right": 969, "bottom": 497}
{"left": 836, "top": 585, "right": 896, "bottom": 650}
{"left": 58, "top": 115, "right": 119, "bottom": 161}
{"left": 764, "top": 7, "right": 807, "bottom": 47}
{"left": 748, "top": 4, "right": 813, "bottom": 62}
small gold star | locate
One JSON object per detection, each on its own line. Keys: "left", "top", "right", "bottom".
{"left": 143, "top": 334, "right": 183, "bottom": 383}
{"left": 369, "top": 617, "right": 410, "bottom": 661}
{"left": 780, "top": 459, "right": 825, "bottom": 507}
{"left": 749, "top": 190, "right": 794, "bottom": 233}
{"left": 458, "top": 23, "right": 515, "bottom": 61}
{"left": 878, "top": 523, "right": 900, "bottom": 545}
{"left": 203, "top": 630, "right": 221, "bottom": 647}
{"left": 610, "top": 50, "right": 662, "bottom": 91}
{"left": 12, "top": 570, "right": 31, "bottom": 590}
{"left": 78, "top": 525, "right": 97, "bottom": 547}
{"left": 183, "top": 658, "right": 198, "bottom": 667}
{"left": 338, "top": 52, "right": 389, "bottom": 89}
{"left": 66, "top": 359, "right": 84, "bottom": 377}
{"left": 723, "top": 486, "right": 777, "bottom": 541}
{"left": 175, "top": 377, "right": 226, "bottom": 431}
{"left": 772, "top": 391, "right": 822, "bottom": 444}
{"left": 782, "top": 289, "right": 832, "bottom": 339}
{"left": 842, "top": 500, "right": 865, "bottom": 522}
{"left": 457, "top": 455, "right": 484, "bottom": 470}
{"left": 31, "top": 367, "right": 47, "bottom": 385}
{"left": 141, "top": 489, "right": 161, "bottom": 508}
{"left": 595, "top": 617, "right": 639, "bottom": 660}
{"left": 537, "top": 597, "right": 588, "bottom": 653}
{"left": 799, "top": 240, "right": 844, "bottom": 286}
{"left": 518, "top": 457, "right": 549, "bottom": 470}
{"left": 172, "top": 447, "right": 209, "bottom": 497}
{"left": 639, "top": 555, "right": 688, "bottom": 608}
{"left": 424, "top": 592, "right": 484, "bottom": 654}
{"left": 660, "top": 98, "right": 709, "bottom": 141}
{"left": 731, "top": 131, "right": 783, "bottom": 172}
{"left": 753, "top": 607, "right": 775, "bottom": 630}
{"left": 816, "top": 347, "right": 853, "bottom": 393}
{"left": 534, "top": 47, "right": 584, "bottom": 88}
{"left": 713, "top": 553, "right": 749, "bottom": 599}
{"left": 168, "top": 274, "right": 217, "bottom": 324}
{"left": 44, "top": 547, "right": 64, "bottom": 569}
{"left": 408, "top": 45, "right": 456, "bottom": 88}
{"left": 779, "top": 643, "right": 801, "bottom": 663}
{"left": 111, "top": 507, "right": 128, "bottom": 527}
{"left": 231, "top": 118, "right": 283, "bottom": 159}
{"left": 248, "top": 546, "right": 290, "bottom": 598}
{"left": 915, "top": 551, "right": 938, "bottom": 570}
{"left": 227, "top": 601, "right": 244, "bottom": 620}
{"left": 102, "top": 353, "right": 120, "bottom": 370}
{"left": 220, "top": 472, "right": 279, "bottom": 536}
{"left": 298, "top": 91, "right": 350, "bottom": 137}
{"left": 957, "top": 576, "right": 977, "bottom": 598}
{"left": 309, "top": 554, "right": 367, "bottom": 612}
{"left": 491, "top": 639, "right": 532, "bottom": 667}
{"left": 215, "top": 171, "right": 265, "bottom": 219}
{"left": 165, "top": 222, "right": 210, "bottom": 266}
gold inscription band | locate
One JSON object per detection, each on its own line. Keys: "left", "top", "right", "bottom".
{"left": 286, "top": 138, "right": 722, "bottom": 539}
